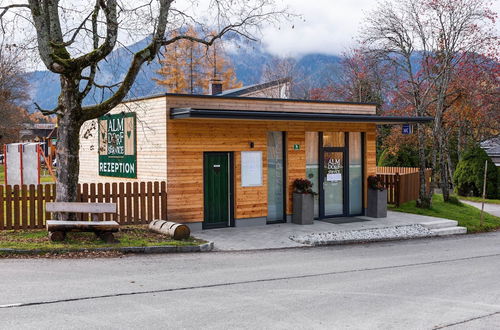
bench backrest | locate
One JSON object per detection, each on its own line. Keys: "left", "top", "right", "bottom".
{"left": 46, "top": 202, "right": 117, "bottom": 214}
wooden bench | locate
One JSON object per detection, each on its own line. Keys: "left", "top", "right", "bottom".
{"left": 46, "top": 202, "right": 119, "bottom": 242}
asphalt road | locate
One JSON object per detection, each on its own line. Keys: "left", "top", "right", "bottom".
{"left": 1, "top": 232, "right": 500, "bottom": 329}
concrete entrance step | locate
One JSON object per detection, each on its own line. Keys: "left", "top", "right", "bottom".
{"left": 419, "top": 219, "right": 458, "bottom": 230}
{"left": 431, "top": 226, "right": 467, "bottom": 236}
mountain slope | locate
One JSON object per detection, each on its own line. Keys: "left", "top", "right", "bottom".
{"left": 26, "top": 37, "right": 343, "bottom": 110}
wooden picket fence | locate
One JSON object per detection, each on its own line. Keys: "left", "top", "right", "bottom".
{"left": 0, "top": 181, "right": 167, "bottom": 230}
{"left": 376, "top": 167, "right": 432, "bottom": 207}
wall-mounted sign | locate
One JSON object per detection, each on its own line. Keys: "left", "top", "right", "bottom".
{"left": 241, "top": 151, "right": 263, "bottom": 187}
{"left": 402, "top": 124, "right": 412, "bottom": 135}
{"left": 293, "top": 144, "right": 300, "bottom": 150}
{"left": 98, "top": 112, "right": 137, "bottom": 178}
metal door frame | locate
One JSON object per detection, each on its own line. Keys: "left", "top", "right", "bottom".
{"left": 266, "top": 132, "right": 287, "bottom": 224}
{"left": 319, "top": 132, "right": 349, "bottom": 218}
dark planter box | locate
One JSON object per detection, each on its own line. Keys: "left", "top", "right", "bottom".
{"left": 292, "top": 193, "right": 314, "bottom": 225}
{"left": 366, "top": 188, "right": 387, "bottom": 218}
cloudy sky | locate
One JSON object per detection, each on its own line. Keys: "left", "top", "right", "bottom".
{"left": 260, "top": 0, "right": 378, "bottom": 57}
{"left": 258, "top": 0, "right": 500, "bottom": 57}
{"left": 1, "top": 0, "right": 498, "bottom": 61}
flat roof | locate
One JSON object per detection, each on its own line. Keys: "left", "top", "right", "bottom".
{"left": 165, "top": 93, "right": 379, "bottom": 106}
{"left": 170, "top": 108, "right": 433, "bottom": 124}
{"left": 119, "top": 92, "right": 379, "bottom": 107}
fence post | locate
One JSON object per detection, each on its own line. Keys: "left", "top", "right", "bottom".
{"left": 0, "top": 185, "right": 4, "bottom": 230}
{"left": 395, "top": 173, "right": 401, "bottom": 207}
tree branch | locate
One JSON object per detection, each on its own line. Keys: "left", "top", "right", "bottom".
{"left": 0, "top": 4, "right": 29, "bottom": 20}
{"left": 35, "top": 102, "right": 62, "bottom": 116}
{"left": 73, "top": 0, "right": 118, "bottom": 68}
{"left": 80, "top": 0, "right": 173, "bottom": 121}
{"left": 79, "top": 0, "right": 101, "bottom": 100}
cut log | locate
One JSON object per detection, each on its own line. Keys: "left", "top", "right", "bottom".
{"left": 46, "top": 220, "right": 120, "bottom": 233}
{"left": 149, "top": 220, "right": 191, "bottom": 240}
{"left": 48, "top": 231, "right": 66, "bottom": 242}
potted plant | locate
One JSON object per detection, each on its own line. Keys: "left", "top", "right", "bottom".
{"left": 366, "top": 175, "right": 387, "bottom": 218}
{"left": 292, "top": 178, "right": 315, "bottom": 225}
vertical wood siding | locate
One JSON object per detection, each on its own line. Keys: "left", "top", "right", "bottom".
{"left": 167, "top": 116, "right": 377, "bottom": 223}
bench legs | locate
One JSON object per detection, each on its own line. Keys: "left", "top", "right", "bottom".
{"left": 95, "top": 232, "right": 116, "bottom": 243}
{"left": 48, "top": 231, "right": 66, "bottom": 242}
{"left": 48, "top": 231, "right": 117, "bottom": 243}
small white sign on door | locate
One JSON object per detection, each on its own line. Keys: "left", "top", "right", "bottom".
{"left": 327, "top": 173, "right": 342, "bottom": 182}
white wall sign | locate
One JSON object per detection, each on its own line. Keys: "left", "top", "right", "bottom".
{"left": 241, "top": 151, "right": 263, "bottom": 187}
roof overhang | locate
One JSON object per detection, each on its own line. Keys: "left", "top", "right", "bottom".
{"left": 170, "top": 108, "right": 433, "bottom": 124}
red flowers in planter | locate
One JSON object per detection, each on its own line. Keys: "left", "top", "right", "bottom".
{"left": 293, "top": 178, "right": 315, "bottom": 194}
{"left": 368, "top": 175, "right": 385, "bottom": 191}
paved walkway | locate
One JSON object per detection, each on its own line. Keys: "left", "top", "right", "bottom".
{"left": 195, "top": 211, "right": 454, "bottom": 251}
{"left": 461, "top": 200, "right": 500, "bottom": 217}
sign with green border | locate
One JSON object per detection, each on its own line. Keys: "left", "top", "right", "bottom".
{"left": 98, "top": 112, "right": 137, "bottom": 178}
{"left": 293, "top": 144, "right": 300, "bottom": 150}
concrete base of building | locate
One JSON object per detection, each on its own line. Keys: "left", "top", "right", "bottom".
{"left": 183, "top": 222, "right": 204, "bottom": 232}
{"left": 186, "top": 216, "right": 289, "bottom": 232}
{"left": 235, "top": 217, "right": 267, "bottom": 227}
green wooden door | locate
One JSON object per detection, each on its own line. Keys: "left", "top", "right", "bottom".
{"left": 204, "top": 153, "right": 231, "bottom": 228}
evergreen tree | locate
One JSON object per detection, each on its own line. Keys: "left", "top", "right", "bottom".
{"left": 155, "top": 26, "right": 241, "bottom": 94}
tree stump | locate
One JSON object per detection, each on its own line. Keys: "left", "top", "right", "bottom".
{"left": 48, "top": 231, "right": 66, "bottom": 242}
{"left": 98, "top": 232, "right": 117, "bottom": 243}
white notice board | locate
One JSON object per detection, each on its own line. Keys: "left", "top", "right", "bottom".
{"left": 241, "top": 151, "right": 263, "bottom": 187}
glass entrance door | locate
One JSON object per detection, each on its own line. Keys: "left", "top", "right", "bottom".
{"left": 322, "top": 150, "right": 345, "bottom": 217}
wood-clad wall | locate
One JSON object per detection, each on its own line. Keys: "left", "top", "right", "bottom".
{"left": 78, "top": 94, "right": 377, "bottom": 224}
{"left": 166, "top": 94, "right": 376, "bottom": 114}
{"left": 79, "top": 97, "right": 167, "bottom": 183}
{"left": 166, "top": 115, "right": 377, "bottom": 223}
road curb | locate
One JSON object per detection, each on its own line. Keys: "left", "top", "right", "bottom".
{"left": 0, "top": 241, "right": 214, "bottom": 255}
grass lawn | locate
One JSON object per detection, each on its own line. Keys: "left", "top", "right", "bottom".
{"left": 0, "top": 225, "right": 205, "bottom": 252}
{"left": 389, "top": 194, "right": 500, "bottom": 233}
{"left": 458, "top": 195, "right": 500, "bottom": 205}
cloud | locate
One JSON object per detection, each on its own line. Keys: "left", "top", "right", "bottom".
{"left": 260, "top": 0, "right": 378, "bottom": 57}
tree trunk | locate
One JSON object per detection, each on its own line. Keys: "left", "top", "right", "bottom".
{"left": 55, "top": 76, "right": 83, "bottom": 220}
{"left": 416, "top": 123, "right": 432, "bottom": 208}
{"left": 457, "top": 123, "right": 464, "bottom": 161}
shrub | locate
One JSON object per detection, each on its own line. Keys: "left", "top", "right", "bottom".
{"left": 446, "top": 195, "right": 463, "bottom": 206}
{"left": 453, "top": 146, "right": 498, "bottom": 199}
{"left": 378, "top": 145, "right": 419, "bottom": 167}
{"left": 498, "top": 167, "right": 500, "bottom": 199}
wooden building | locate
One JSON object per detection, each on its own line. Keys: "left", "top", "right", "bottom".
{"left": 79, "top": 83, "right": 431, "bottom": 230}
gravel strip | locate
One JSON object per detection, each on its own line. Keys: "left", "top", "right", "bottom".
{"left": 290, "top": 224, "right": 435, "bottom": 246}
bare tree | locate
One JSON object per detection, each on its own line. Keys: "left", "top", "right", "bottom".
{"left": 361, "top": 0, "right": 497, "bottom": 206}
{"left": 261, "top": 57, "right": 315, "bottom": 99}
{"left": 0, "top": 0, "right": 288, "bottom": 217}
{"left": 316, "top": 48, "right": 387, "bottom": 105}
{"left": 0, "top": 44, "right": 30, "bottom": 144}
{"left": 419, "top": 0, "right": 497, "bottom": 202}
{"left": 361, "top": 0, "right": 436, "bottom": 208}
